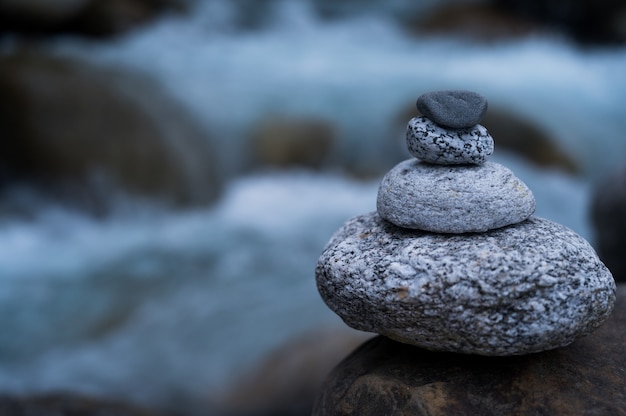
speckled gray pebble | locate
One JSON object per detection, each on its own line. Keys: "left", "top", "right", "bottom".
{"left": 416, "top": 90, "right": 488, "bottom": 128}
{"left": 315, "top": 213, "right": 616, "bottom": 356}
{"left": 406, "top": 116, "right": 493, "bottom": 164}
{"left": 376, "top": 159, "right": 535, "bottom": 233}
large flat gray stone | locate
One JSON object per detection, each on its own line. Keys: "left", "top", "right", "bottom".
{"left": 376, "top": 159, "right": 535, "bottom": 233}
{"left": 315, "top": 213, "right": 616, "bottom": 356}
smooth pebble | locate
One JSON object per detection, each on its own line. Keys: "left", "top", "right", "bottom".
{"left": 416, "top": 90, "right": 488, "bottom": 128}
{"left": 406, "top": 116, "right": 493, "bottom": 165}
{"left": 376, "top": 159, "right": 535, "bottom": 233}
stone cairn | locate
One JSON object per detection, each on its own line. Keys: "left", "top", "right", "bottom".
{"left": 315, "top": 90, "right": 616, "bottom": 356}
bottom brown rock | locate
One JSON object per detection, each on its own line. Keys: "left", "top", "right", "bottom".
{"left": 313, "top": 284, "right": 626, "bottom": 416}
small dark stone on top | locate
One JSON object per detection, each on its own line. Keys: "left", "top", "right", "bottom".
{"left": 416, "top": 90, "right": 488, "bottom": 129}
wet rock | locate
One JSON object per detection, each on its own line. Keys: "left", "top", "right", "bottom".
{"left": 313, "top": 284, "right": 626, "bottom": 415}
{"left": 377, "top": 160, "right": 535, "bottom": 233}
{"left": 316, "top": 213, "right": 615, "bottom": 355}
{"left": 0, "top": 50, "right": 222, "bottom": 214}
{"left": 251, "top": 116, "right": 335, "bottom": 170}
{"left": 590, "top": 162, "right": 626, "bottom": 282}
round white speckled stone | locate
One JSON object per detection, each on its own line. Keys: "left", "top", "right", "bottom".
{"left": 376, "top": 159, "right": 535, "bottom": 233}
{"left": 315, "top": 213, "right": 616, "bottom": 356}
{"left": 406, "top": 116, "right": 494, "bottom": 165}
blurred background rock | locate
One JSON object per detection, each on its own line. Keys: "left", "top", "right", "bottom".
{"left": 0, "top": 0, "right": 187, "bottom": 38}
{"left": 0, "top": 50, "right": 221, "bottom": 217}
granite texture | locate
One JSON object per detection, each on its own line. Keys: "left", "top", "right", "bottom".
{"left": 313, "top": 284, "right": 626, "bottom": 416}
{"left": 315, "top": 213, "right": 616, "bottom": 356}
{"left": 376, "top": 159, "right": 535, "bottom": 233}
{"left": 406, "top": 116, "right": 493, "bottom": 165}
{"left": 416, "top": 90, "right": 488, "bottom": 128}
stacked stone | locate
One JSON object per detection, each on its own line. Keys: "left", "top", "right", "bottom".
{"left": 377, "top": 90, "right": 535, "bottom": 234}
{"left": 316, "top": 90, "right": 616, "bottom": 356}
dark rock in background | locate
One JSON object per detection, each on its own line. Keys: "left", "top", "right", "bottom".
{"left": 410, "top": 3, "right": 543, "bottom": 42}
{"left": 251, "top": 117, "right": 336, "bottom": 170}
{"left": 411, "top": 0, "right": 626, "bottom": 45}
{"left": 215, "top": 328, "right": 371, "bottom": 416}
{"left": 0, "top": 393, "right": 163, "bottom": 415}
{"left": 2, "top": 0, "right": 614, "bottom": 45}
{"left": 591, "top": 163, "right": 626, "bottom": 282}
{"left": 493, "top": 0, "right": 626, "bottom": 45}
{"left": 0, "top": 0, "right": 187, "bottom": 38}
{"left": 313, "top": 284, "right": 626, "bottom": 416}
{"left": 481, "top": 108, "right": 579, "bottom": 174}
{"left": 317, "top": 0, "right": 626, "bottom": 45}
{"left": 0, "top": 49, "right": 222, "bottom": 215}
